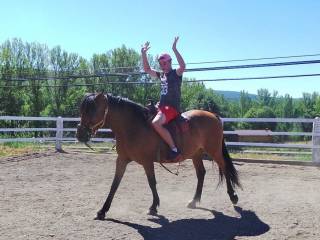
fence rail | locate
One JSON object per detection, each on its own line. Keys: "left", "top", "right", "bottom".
{"left": 1, "top": 116, "right": 319, "bottom": 163}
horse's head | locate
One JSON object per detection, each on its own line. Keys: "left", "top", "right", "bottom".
{"left": 76, "top": 93, "right": 108, "bottom": 143}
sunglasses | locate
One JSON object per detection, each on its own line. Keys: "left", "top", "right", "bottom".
{"left": 159, "top": 60, "right": 171, "bottom": 66}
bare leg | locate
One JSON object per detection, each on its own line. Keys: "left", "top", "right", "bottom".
{"left": 152, "top": 112, "right": 176, "bottom": 149}
{"left": 96, "top": 157, "right": 129, "bottom": 220}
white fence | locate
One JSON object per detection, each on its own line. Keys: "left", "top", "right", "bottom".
{"left": 0, "top": 116, "right": 319, "bottom": 163}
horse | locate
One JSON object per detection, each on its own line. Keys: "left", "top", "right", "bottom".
{"left": 76, "top": 93, "right": 241, "bottom": 220}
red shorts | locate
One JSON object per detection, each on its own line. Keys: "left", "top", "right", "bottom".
{"left": 158, "top": 106, "right": 179, "bottom": 124}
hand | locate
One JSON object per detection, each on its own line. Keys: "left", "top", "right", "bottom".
{"left": 172, "top": 37, "right": 179, "bottom": 51}
{"left": 141, "top": 41, "right": 150, "bottom": 54}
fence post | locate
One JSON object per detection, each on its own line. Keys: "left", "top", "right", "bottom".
{"left": 312, "top": 117, "right": 320, "bottom": 163}
{"left": 55, "top": 116, "right": 63, "bottom": 152}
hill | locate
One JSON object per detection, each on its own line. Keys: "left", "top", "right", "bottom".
{"left": 214, "top": 90, "right": 257, "bottom": 101}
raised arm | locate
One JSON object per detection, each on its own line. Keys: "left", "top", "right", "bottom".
{"left": 172, "top": 37, "right": 186, "bottom": 76}
{"left": 141, "top": 41, "right": 158, "bottom": 78}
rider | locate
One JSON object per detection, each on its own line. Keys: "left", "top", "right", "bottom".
{"left": 141, "top": 37, "right": 186, "bottom": 161}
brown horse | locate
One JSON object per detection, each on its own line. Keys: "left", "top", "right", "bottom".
{"left": 76, "top": 93, "right": 241, "bottom": 220}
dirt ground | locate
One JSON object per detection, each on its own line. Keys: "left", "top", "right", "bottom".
{"left": 1, "top": 150, "right": 320, "bottom": 240}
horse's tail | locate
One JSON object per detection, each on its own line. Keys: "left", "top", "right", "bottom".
{"left": 218, "top": 139, "right": 241, "bottom": 188}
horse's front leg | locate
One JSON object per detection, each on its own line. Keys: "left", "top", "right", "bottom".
{"left": 96, "top": 156, "right": 129, "bottom": 220}
{"left": 143, "top": 161, "right": 160, "bottom": 215}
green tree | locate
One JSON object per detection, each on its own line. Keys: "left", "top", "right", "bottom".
{"left": 181, "top": 81, "right": 206, "bottom": 111}
{"left": 24, "top": 42, "right": 49, "bottom": 117}
{"left": 107, "top": 45, "right": 141, "bottom": 100}
{"left": 257, "top": 88, "right": 271, "bottom": 107}
{"left": 239, "top": 90, "right": 252, "bottom": 117}
{"left": 46, "top": 46, "right": 80, "bottom": 116}
{"left": 241, "top": 106, "right": 277, "bottom": 130}
{"left": 90, "top": 53, "right": 111, "bottom": 93}
{"left": 315, "top": 96, "right": 320, "bottom": 116}
{"left": 0, "top": 39, "right": 25, "bottom": 117}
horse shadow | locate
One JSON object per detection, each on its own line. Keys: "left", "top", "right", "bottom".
{"left": 106, "top": 206, "right": 270, "bottom": 240}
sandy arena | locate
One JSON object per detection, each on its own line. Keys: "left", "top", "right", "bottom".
{"left": 1, "top": 150, "right": 320, "bottom": 240}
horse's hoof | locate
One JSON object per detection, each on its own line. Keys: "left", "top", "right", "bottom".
{"left": 230, "top": 193, "right": 239, "bottom": 205}
{"left": 187, "top": 200, "right": 197, "bottom": 209}
{"left": 148, "top": 208, "right": 158, "bottom": 216}
{"left": 95, "top": 210, "right": 105, "bottom": 220}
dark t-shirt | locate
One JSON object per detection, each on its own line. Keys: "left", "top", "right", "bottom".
{"left": 157, "top": 69, "right": 182, "bottom": 112}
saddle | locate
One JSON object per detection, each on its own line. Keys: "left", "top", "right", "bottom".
{"left": 146, "top": 100, "right": 189, "bottom": 162}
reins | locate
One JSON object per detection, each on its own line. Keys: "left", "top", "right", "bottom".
{"left": 159, "top": 162, "right": 181, "bottom": 176}
{"left": 84, "top": 142, "right": 96, "bottom": 151}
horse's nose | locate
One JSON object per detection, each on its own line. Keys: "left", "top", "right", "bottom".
{"left": 76, "top": 124, "right": 91, "bottom": 142}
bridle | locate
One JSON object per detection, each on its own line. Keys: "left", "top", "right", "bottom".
{"left": 89, "top": 107, "right": 109, "bottom": 134}
{"left": 78, "top": 95, "right": 109, "bottom": 142}
{"left": 82, "top": 106, "right": 109, "bottom": 136}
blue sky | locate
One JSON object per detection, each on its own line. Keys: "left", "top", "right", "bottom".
{"left": 1, "top": 0, "right": 319, "bottom": 97}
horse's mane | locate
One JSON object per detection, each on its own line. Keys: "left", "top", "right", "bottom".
{"left": 106, "top": 94, "right": 150, "bottom": 122}
{"left": 80, "top": 93, "right": 150, "bottom": 123}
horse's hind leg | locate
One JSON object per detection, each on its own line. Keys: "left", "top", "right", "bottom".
{"left": 210, "top": 149, "right": 239, "bottom": 205}
{"left": 143, "top": 161, "right": 160, "bottom": 215}
{"left": 225, "top": 173, "right": 239, "bottom": 205}
{"left": 96, "top": 156, "right": 129, "bottom": 220}
{"left": 187, "top": 151, "right": 206, "bottom": 209}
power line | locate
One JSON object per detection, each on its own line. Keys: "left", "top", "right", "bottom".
{"left": 185, "top": 59, "right": 320, "bottom": 72}
{"left": 2, "top": 59, "right": 320, "bottom": 82}
{"left": 1, "top": 72, "right": 320, "bottom": 88}
{"left": 179, "top": 53, "right": 320, "bottom": 65}
{"left": 0, "top": 81, "right": 153, "bottom": 88}
{"left": 2, "top": 52, "right": 320, "bottom": 77}
{"left": 0, "top": 72, "right": 134, "bottom": 82}
{"left": 0, "top": 69, "right": 137, "bottom": 78}
{"left": 186, "top": 73, "right": 320, "bottom": 82}
{"left": 94, "top": 53, "right": 320, "bottom": 69}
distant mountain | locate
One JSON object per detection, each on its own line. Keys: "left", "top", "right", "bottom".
{"left": 214, "top": 90, "right": 257, "bottom": 101}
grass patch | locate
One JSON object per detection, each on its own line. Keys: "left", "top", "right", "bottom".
{"left": 61, "top": 141, "right": 116, "bottom": 153}
{"left": 229, "top": 146, "right": 312, "bottom": 162}
{"left": 230, "top": 152, "right": 311, "bottom": 162}
{"left": 0, "top": 142, "right": 47, "bottom": 157}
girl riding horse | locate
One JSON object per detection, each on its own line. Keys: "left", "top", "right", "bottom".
{"left": 76, "top": 93, "right": 241, "bottom": 220}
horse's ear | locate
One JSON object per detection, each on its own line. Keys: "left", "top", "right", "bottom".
{"left": 96, "top": 92, "right": 105, "bottom": 101}
{"left": 95, "top": 90, "right": 104, "bottom": 95}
